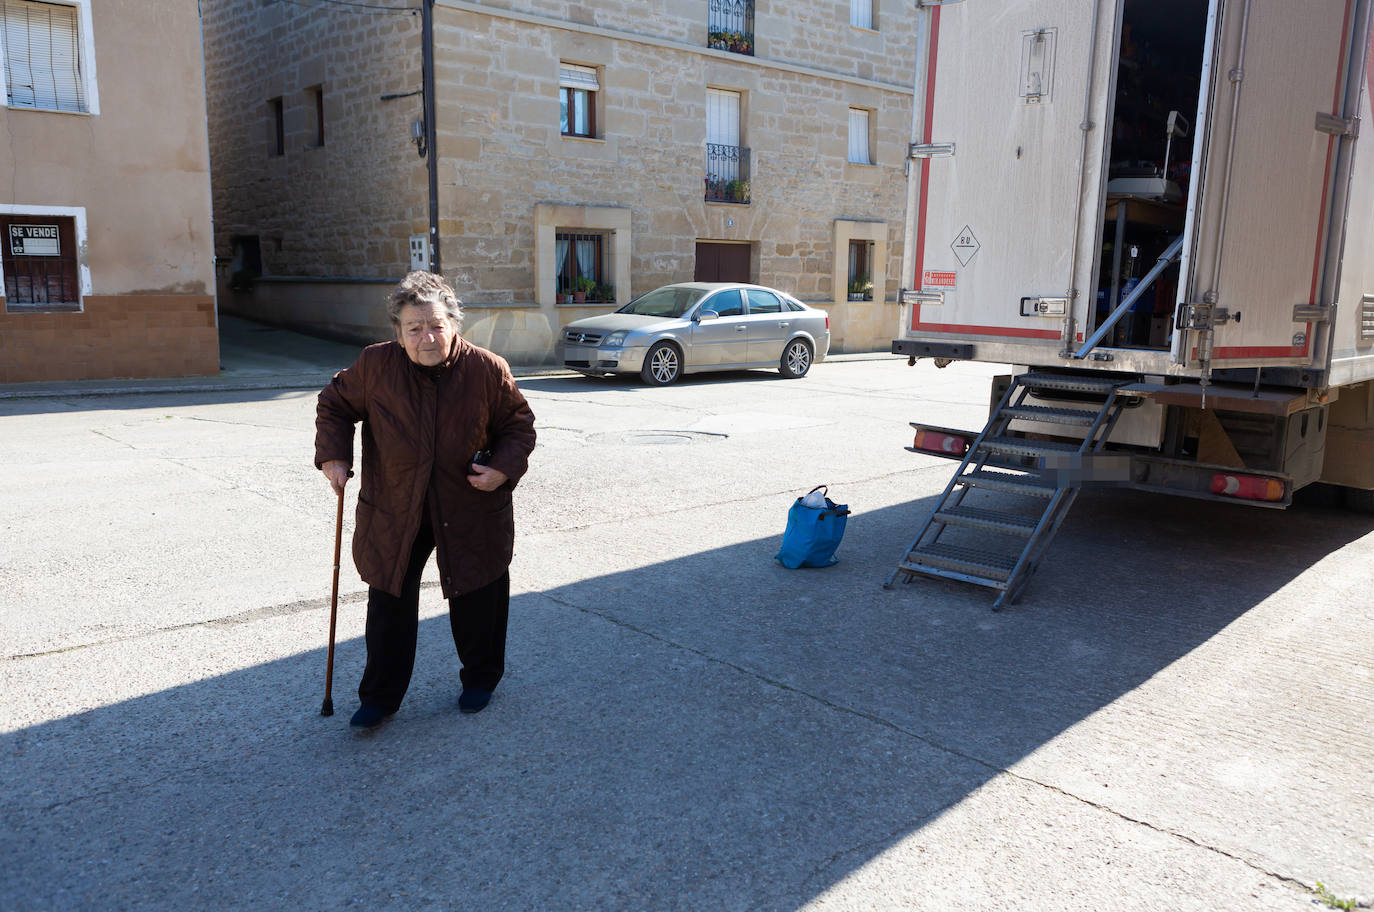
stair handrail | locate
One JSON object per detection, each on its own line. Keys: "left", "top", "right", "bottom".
{"left": 1073, "top": 234, "right": 1185, "bottom": 359}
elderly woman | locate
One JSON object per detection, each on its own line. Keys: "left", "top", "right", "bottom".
{"left": 315, "top": 271, "right": 536, "bottom": 730}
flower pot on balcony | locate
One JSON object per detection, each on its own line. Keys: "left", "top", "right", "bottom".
{"left": 573, "top": 291, "right": 586, "bottom": 304}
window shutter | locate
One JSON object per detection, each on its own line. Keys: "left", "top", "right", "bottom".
{"left": 850, "top": 0, "right": 872, "bottom": 29}
{"left": 559, "top": 63, "right": 599, "bottom": 92}
{"left": 2, "top": 1, "right": 85, "bottom": 112}
{"left": 848, "top": 108, "right": 870, "bottom": 164}
{"left": 706, "top": 88, "right": 740, "bottom": 147}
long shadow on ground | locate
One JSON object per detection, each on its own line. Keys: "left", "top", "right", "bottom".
{"left": 2, "top": 488, "right": 1370, "bottom": 910}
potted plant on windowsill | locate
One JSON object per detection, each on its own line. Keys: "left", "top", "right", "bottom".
{"left": 725, "top": 178, "right": 750, "bottom": 204}
{"left": 847, "top": 275, "right": 873, "bottom": 301}
{"left": 557, "top": 289, "right": 573, "bottom": 305}
{"left": 573, "top": 276, "right": 596, "bottom": 304}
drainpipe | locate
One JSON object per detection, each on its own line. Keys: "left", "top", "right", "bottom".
{"left": 422, "top": 0, "right": 441, "bottom": 273}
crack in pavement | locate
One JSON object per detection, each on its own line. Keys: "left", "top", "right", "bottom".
{"left": 538, "top": 589, "right": 1335, "bottom": 903}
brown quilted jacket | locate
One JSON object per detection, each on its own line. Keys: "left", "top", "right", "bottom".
{"left": 314, "top": 337, "right": 536, "bottom": 598}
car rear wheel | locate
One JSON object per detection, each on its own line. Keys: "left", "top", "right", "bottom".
{"left": 641, "top": 342, "right": 682, "bottom": 385}
{"left": 779, "top": 338, "right": 812, "bottom": 379}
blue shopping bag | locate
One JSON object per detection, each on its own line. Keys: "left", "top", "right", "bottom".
{"left": 775, "top": 485, "right": 851, "bottom": 569}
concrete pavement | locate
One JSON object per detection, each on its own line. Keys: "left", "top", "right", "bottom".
{"left": 1, "top": 332, "right": 1370, "bottom": 911}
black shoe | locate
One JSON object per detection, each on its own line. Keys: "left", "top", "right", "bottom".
{"left": 349, "top": 705, "right": 393, "bottom": 730}
{"left": 458, "top": 688, "right": 492, "bottom": 714}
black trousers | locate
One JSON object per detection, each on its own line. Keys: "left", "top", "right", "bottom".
{"left": 358, "top": 514, "right": 509, "bottom": 712}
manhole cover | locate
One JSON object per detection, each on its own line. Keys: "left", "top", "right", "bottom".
{"left": 588, "top": 430, "right": 728, "bottom": 446}
{"left": 628, "top": 433, "right": 695, "bottom": 446}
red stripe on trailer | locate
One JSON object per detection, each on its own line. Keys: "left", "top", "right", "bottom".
{"left": 907, "top": 10, "right": 1083, "bottom": 345}
{"left": 1215, "top": 0, "right": 1355, "bottom": 361}
{"left": 917, "top": 322, "right": 1063, "bottom": 340}
{"left": 909, "top": 5, "right": 940, "bottom": 333}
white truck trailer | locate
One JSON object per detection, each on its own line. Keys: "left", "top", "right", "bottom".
{"left": 888, "top": 0, "right": 1374, "bottom": 606}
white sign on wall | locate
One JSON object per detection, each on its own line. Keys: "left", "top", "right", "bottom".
{"left": 9, "top": 225, "right": 60, "bottom": 256}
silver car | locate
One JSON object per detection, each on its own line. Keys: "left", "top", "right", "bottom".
{"left": 560, "top": 282, "right": 830, "bottom": 385}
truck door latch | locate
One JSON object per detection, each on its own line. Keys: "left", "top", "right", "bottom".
{"left": 1177, "top": 302, "right": 1240, "bottom": 331}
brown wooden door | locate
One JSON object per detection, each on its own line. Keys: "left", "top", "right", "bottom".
{"left": 695, "top": 242, "right": 750, "bottom": 283}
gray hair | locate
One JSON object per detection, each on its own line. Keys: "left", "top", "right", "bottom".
{"left": 385, "top": 271, "right": 464, "bottom": 332}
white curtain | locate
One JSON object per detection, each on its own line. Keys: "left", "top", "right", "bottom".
{"left": 575, "top": 239, "right": 596, "bottom": 283}
{"left": 2, "top": 1, "right": 85, "bottom": 112}
{"left": 555, "top": 238, "right": 570, "bottom": 291}
{"left": 850, "top": 0, "right": 872, "bottom": 29}
{"left": 848, "top": 108, "right": 870, "bottom": 164}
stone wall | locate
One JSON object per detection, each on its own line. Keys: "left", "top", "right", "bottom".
{"left": 203, "top": 0, "right": 917, "bottom": 362}
{"left": 201, "top": 0, "right": 428, "bottom": 278}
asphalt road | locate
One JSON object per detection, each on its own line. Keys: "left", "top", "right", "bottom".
{"left": 2, "top": 355, "right": 1370, "bottom": 911}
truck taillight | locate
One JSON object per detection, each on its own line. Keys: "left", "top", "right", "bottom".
{"left": 913, "top": 429, "right": 970, "bottom": 455}
{"left": 1210, "top": 473, "right": 1284, "bottom": 502}
{"left": 825, "top": 315, "right": 830, "bottom": 330}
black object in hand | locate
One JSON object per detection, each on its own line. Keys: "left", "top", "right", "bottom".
{"left": 469, "top": 449, "right": 492, "bottom": 473}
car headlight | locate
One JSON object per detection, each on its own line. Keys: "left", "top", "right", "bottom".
{"left": 601, "top": 330, "right": 630, "bottom": 348}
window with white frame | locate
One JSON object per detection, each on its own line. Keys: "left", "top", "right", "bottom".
{"left": 1, "top": 0, "right": 94, "bottom": 113}
{"left": 849, "top": 0, "right": 873, "bottom": 30}
{"left": 560, "top": 63, "right": 598, "bottom": 138}
{"left": 848, "top": 108, "right": 872, "bottom": 164}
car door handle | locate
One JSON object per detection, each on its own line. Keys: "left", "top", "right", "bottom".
{"left": 736, "top": 325, "right": 746, "bottom": 332}
{"left": 778, "top": 321, "right": 790, "bottom": 328}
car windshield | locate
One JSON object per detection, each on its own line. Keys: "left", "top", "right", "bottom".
{"left": 616, "top": 286, "right": 710, "bottom": 318}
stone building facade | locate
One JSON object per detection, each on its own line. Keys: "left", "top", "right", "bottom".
{"left": 0, "top": 0, "right": 218, "bottom": 383}
{"left": 202, "top": 0, "right": 916, "bottom": 364}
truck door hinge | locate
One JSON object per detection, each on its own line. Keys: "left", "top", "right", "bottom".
{"left": 1177, "top": 302, "right": 1240, "bottom": 331}
{"left": 1293, "top": 304, "right": 1334, "bottom": 323}
{"left": 900, "top": 288, "right": 945, "bottom": 305}
{"left": 1315, "top": 112, "right": 1360, "bottom": 137}
{"left": 908, "top": 142, "right": 955, "bottom": 159}
{"left": 906, "top": 142, "right": 950, "bottom": 160}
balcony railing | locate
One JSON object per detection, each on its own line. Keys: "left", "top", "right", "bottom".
{"left": 708, "top": 0, "right": 754, "bottom": 55}
{"left": 705, "top": 143, "right": 751, "bottom": 204}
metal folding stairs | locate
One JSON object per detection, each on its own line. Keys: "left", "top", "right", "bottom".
{"left": 885, "top": 371, "right": 1138, "bottom": 609}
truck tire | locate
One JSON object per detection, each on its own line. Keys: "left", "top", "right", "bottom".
{"left": 1345, "top": 486, "right": 1374, "bottom": 514}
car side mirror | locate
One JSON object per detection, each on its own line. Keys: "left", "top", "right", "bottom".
{"left": 696, "top": 310, "right": 720, "bottom": 322}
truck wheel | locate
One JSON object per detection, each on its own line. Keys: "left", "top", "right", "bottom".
{"left": 779, "top": 339, "right": 813, "bottom": 379}
{"left": 641, "top": 342, "right": 682, "bottom": 385}
{"left": 1345, "top": 486, "right": 1374, "bottom": 514}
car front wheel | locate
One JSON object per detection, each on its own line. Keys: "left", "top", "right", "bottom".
{"left": 779, "top": 338, "right": 813, "bottom": 379}
{"left": 641, "top": 342, "right": 682, "bottom": 385}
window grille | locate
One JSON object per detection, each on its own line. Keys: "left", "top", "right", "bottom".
{"left": 555, "top": 230, "right": 614, "bottom": 301}
{"left": 705, "top": 144, "right": 751, "bottom": 203}
{"left": 2, "top": 214, "right": 80, "bottom": 311}
{"left": 708, "top": 0, "right": 753, "bottom": 56}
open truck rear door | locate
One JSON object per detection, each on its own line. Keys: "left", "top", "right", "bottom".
{"left": 1178, "top": 0, "right": 1367, "bottom": 378}
{"left": 903, "top": 0, "right": 1116, "bottom": 361}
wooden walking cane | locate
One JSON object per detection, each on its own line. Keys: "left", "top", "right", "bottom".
{"left": 321, "top": 485, "right": 345, "bottom": 717}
